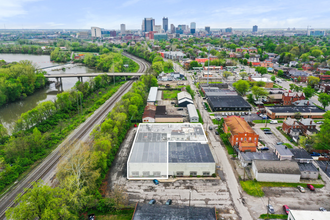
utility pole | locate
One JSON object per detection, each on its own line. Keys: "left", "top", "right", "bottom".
{"left": 267, "top": 197, "right": 271, "bottom": 219}
{"left": 207, "top": 46, "right": 210, "bottom": 85}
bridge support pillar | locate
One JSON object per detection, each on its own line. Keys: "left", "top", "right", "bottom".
{"left": 56, "top": 77, "right": 59, "bottom": 83}
{"left": 81, "top": 77, "right": 83, "bottom": 83}
{"left": 125, "top": 76, "right": 126, "bottom": 81}
{"left": 60, "top": 77, "right": 62, "bottom": 85}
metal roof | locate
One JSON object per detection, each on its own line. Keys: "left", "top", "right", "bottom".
{"left": 169, "top": 142, "right": 215, "bottom": 163}
{"left": 177, "top": 91, "right": 192, "bottom": 101}
{"left": 253, "top": 160, "right": 301, "bottom": 175}
{"left": 208, "top": 96, "right": 251, "bottom": 108}
{"left": 298, "top": 163, "right": 318, "bottom": 172}
{"left": 147, "top": 87, "right": 158, "bottom": 102}
{"left": 187, "top": 104, "right": 198, "bottom": 118}
{"left": 239, "top": 152, "right": 278, "bottom": 162}
{"left": 275, "top": 145, "right": 294, "bottom": 157}
{"left": 290, "top": 149, "right": 313, "bottom": 160}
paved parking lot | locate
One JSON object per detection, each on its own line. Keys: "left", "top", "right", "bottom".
{"left": 212, "top": 113, "right": 261, "bottom": 122}
{"left": 245, "top": 183, "right": 330, "bottom": 219}
{"left": 253, "top": 127, "right": 282, "bottom": 151}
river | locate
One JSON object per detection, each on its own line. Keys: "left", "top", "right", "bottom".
{"left": 0, "top": 53, "right": 102, "bottom": 132}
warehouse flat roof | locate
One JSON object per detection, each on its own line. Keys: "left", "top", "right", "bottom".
{"left": 240, "top": 152, "right": 278, "bottom": 162}
{"left": 169, "top": 142, "right": 215, "bottom": 163}
{"left": 266, "top": 106, "right": 325, "bottom": 113}
{"left": 132, "top": 203, "right": 216, "bottom": 220}
{"left": 128, "top": 124, "right": 207, "bottom": 164}
{"left": 253, "top": 160, "right": 301, "bottom": 175}
{"left": 289, "top": 210, "right": 330, "bottom": 220}
{"left": 147, "top": 87, "right": 158, "bottom": 102}
{"left": 290, "top": 149, "right": 313, "bottom": 160}
{"left": 298, "top": 163, "right": 318, "bottom": 172}
{"left": 275, "top": 145, "right": 294, "bottom": 157}
{"left": 208, "top": 96, "right": 251, "bottom": 108}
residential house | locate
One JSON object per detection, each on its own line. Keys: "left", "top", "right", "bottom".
{"left": 247, "top": 57, "right": 260, "bottom": 66}
{"left": 235, "top": 47, "right": 258, "bottom": 53}
{"left": 264, "top": 52, "right": 277, "bottom": 60}
{"left": 319, "top": 83, "right": 330, "bottom": 93}
{"left": 289, "top": 61, "right": 298, "bottom": 67}
{"left": 274, "top": 145, "right": 294, "bottom": 160}
{"left": 289, "top": 70, "right": 309, "bottom": 82}
{"left": 316, "top": 74, "right": 330, "bottom": 81}
{"left": 282, "top": 92, "right": 305, "bottom": 105}
{"left": 252, "top": 160, "right": 301, "bottom": 183}
{"left": 223, "top": 116, "right": 259, "bottom": 152}
{"left": 249, "top": 77, "right": 274, "bottom": 88}
{"left": 260, "top": 59, "right": 274, "bottom": 68}
{"left": 317, "top": 67, "right": 330, "bottom": 74}
{"left": 302, "top": 63, "right": 313, "bottom": 71}
{"left": 297, "top": 118, "right": 318, "bottom": 135}
{"left": 267, "top": 94, "right": 282, "bottom": 104}
{"left": 282, "top": 118, "right": 301, "bottom": 139}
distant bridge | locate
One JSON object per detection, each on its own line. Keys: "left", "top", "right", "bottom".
{"left": 44, "top": 72, "right": 143, "bottom": 79}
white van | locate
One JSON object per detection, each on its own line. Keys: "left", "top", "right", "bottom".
{"left": 270, "top": 120, "right": 278, "bottom": 124}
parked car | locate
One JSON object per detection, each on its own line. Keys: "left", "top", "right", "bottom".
{"left": 225, "top": 112, "right": 228, "bottom": 116}
{"left": 171, "top": 102, "right": 175, "bottom": 104}
{"left": 209, "top": 126, "right": 213, "bottom": 130}
{"left": 297, "top": 185, "right": 306, "bottom": 193}
{"left": 222, "top": 113, "right": 225, "bottom": 116}
{"left": 153, "top": 179, "right": 159, "bottom": 185}
{"left": 267, "top": 204, "right": 275, "bottom": 214}
{"left": 260, "top": 147, "right": 269, "bottom": 151}
{"left": 283, "top": 205, "right": 290, "bottom": 215}
{"left": 270, "top": 120, "right": 278, "bottom": 124}
{"left": 149, "top": 199, "right": 156, "bottom": 204}
{"left": 166, "top": 199, "right": 172, "bottom": 205}
{"left": 177, "top": 108, "right": 183, "bottom": 111}
{"left": 88, "top": 214, "right": 95, "bottom": 220}
{"left": 316, "top": 121, "right": 324, "bottom": 124}
{"left": 276, "top": 142, "right": 283, "bottom": 145}
{"left": 264, "top": 131, "right": 273, "bottom": 134}
{"left": 319, "top": 207, "right": 327, "bottom": 212}
{"left": 263, "top": 129, "right": 271, "bottom": 131}
{"left": 215, "top": 130, "right": 219, "bottom": 135}
{"left": 311, "top": 152, "right": 321, "bottom": 157}
{"left": 307, "top": 184, "right": 315, "bottom": 191}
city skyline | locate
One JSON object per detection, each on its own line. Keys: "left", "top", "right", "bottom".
{"left": 0, "top": 0, "right": 330, "bottom": 29}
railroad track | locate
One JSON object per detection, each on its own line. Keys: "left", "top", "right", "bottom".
{"left": 0, "top": 53, "right": 150, "bottom": 219}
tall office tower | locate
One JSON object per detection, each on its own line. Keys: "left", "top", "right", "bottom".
{"left": 121, "top": 24, "right": 126, "bottom": 34}
{"left": 91, "top": 27, "right": 102, "bottom": 38}
{"left": 225, "top": 27, "right": 232, "bottom": 33}
{"left": 154, "top": 25, "right": 162, "bottom": 33}
{"left": 110, "top": 30, "right": 116, "bottom": 37}
{"left": 163, "top": 17, "right": 168, "bottom": 32}
{"left": 205, "top": 26, "right": 210, "bottom": 33}
{"left": 171, "top": 24, "right": 175, "bottom": 34}
{"left": 190, "top": 22, "right": 196, "bottom": 34}
{"left": 252, "top": 25, "right": 258, "bottom": 33}
{"left": 142, "top": 18, "right": 155, "bottom": 32}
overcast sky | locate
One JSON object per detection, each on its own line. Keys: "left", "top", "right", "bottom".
{"left": 0, "top": 0, "right": 329, "bottom": 30}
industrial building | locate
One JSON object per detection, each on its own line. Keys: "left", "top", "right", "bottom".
{"left": 177, "top": 91, "right": 193, "bottom": 107}
{"left": 252, "top": 160, "right": 301, "bottom": 183}
{"left": 207, "top": 96, "right": 251, "bottom": 112}
{"left": 187, "top": 104, "right": 199, "bottom": 122}
{"left": 147, "top": 87, "right": 158, "bottom": 104}
{"left": 288, "top": 210, "right": 330, "bottom": 220}
{"left": 127, "top": 123, "right": 215, "bottom": 179}
{"left": 265, "top": 106, "right": 325, "bottom": 119}
{"left": 201, "top": 87, "right": 237, "bottom": 97}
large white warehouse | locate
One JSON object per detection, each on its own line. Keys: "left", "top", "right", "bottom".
{"left": 127, "top": 123, "right": 215, "bottom": 179}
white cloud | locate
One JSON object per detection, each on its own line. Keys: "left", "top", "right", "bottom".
{"left": 121, "top": 0, "right": 141, "bottom": 8}
{"left": 0, "top": 0, "right": 39, "bottom": 19}
{"left": 46, "top": 22, "right": 65, "bottom": 27}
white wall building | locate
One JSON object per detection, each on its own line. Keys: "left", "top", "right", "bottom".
{"left": 187, "top": 104, "right": 199, "bottom": 123}
{"left": 120, "top": 24, "right": 126, "bottom": 35}
{"left": 252, "top": 160, "right": 301, "bottom": 183}
{"left": 127, "top": 124, "right": 215, "bottom": 179}
{"left": 147, "top": 87, "right": 158, "bottom": 104}
{"left": 91, "top": 27, "right": 102, "bottom": 38}
{"left": 288, "top": 210, "right": 330, "bottom": 220}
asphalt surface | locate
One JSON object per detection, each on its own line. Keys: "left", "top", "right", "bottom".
{"left": 316, "top": 161, "right": 330, "bottom": 178}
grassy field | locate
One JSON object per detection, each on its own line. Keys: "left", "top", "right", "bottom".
{"left": 260, "top": 127, "right": 271, "bottom": 130}
{"left": 240, "top": 180, "right": 324, "bottom": 197}
{"left": 93, "top": 209, "right": 134, "bottom": 220}
{"left": 253, "top": 120, "right": 271, "bottom": 123}
{"left": 259, "top": 214, "right": 287, "bottom": 219}
{"left": 162, "top": 90, "right": 180, "bottom": 100}
{"left": 163, "top": 67, "right": 174, "bottom": 73}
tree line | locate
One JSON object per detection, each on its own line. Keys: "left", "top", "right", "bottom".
{"left": 5, "top": 73, "right": 158, "bottom": 218}
{"left": 0, "top": 44, "right": 51, "bottom": 55}
{"left": 0, "top": 60, "right": 47, "bottom": 107}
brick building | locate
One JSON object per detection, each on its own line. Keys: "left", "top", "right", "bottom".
{"left": 223, "top": 116, "right": 259, "bottom": 152}
{"left": 302, "top": 64, "right": 313, "bottom": 71}
{"left": 260, "top": 59, "right": 274, "bottom": 68}
{"left": 235, "top": 47, "right": 258, "bottom": 53}
{"left": 289, "top": 70, "right": 309, "bottom": 82}
{"left": 282, "top": 93, "right": 305, "bottom": 105}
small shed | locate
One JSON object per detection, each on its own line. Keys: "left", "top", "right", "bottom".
{"left": 274, "top": 145, "right": 294, "bottom": 160}
{"left": 177, "top": 91, "right": 193, "bottom": 107}
{"left": 252, "top": 160, "right": 301, "bottom": 183}
{"left": 147, "top": 87, "right": 158, "bottom": 104}
{"left": 187, "top": 104, "right": 199, "bottom": 123}
{"left": 298, "top": 163, "right": 319, "bottom": 179}
{"left": 290, "top": 149, "right": 313, "bottom": 163}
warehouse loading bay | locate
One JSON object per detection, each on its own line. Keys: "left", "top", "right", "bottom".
{"left": 105, "top": 126, "right": 239, "bottom": 220}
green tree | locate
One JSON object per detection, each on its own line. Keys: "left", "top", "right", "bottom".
{"left": 316, "top": 111, "right": 330, "bottom": 149}
{"left": 233, "top": 80, "right": 250, "bottom": 95}
{"left": 0, "top": 124, "right": 8, "bottom": 138}
{"left": 318, "top": 93, "right": 330, "bottom": 110}
{"left": 277, "top": 69, "right": 284, "bottom": 77}
{"left": 239, "top": 72, "right": 248, "bottom": 80}
{"left": 247, "top": 93, "right": 254, "bottom": 103}
{"left": 251, "top": 86, "right": 268, "bottom": 101}
{"left": 294, "top": 112, "right": 302, "bottom": 119}
{"left": 222, "top": 71, "right": 233, "bottom": 80}
{"left": 307, "top": 76, "right": 320, "bottom": 88}
{"left": 152, "top": 61, "right": 163, "bottom": 74}
{"left": 271, "top": 75, "right": 276, "bottom": 82}
{"left": 6, "top": 180, "right": 77, "bottom": 219}
{"left": 303, "top": 86, "right": 315, "bottom": 99}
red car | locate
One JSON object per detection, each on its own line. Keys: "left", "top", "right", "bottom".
{"left": 307, "top": 184, "right": 315, "bottom": 191}
{"left": 283, "top": 205, "right": 290, "bottom": 215}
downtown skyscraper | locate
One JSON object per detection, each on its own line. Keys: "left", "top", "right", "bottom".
{"left": 163, "top": 17, "right": 168, "bottom": 32}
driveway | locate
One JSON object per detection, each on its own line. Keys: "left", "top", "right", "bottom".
{"left": 316, "top": 161, "right": 330, "bottom": 179}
